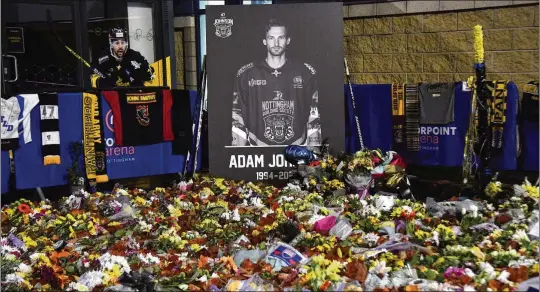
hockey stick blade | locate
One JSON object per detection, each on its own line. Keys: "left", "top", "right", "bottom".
{"left": 46, "top": 9, "right": 107, "bottom": 79}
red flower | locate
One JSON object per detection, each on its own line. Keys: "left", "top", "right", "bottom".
{"left": 17, "top": 204, "right": 32, "bottom": 214}
{"left": 372, "top": 156, "right": 382, "bottom": 165}
{"left": 310, "top": 161, "right": 321, "bottom": 167}
{"left": 390, "top": 154, "right": 406, "bottom": 169}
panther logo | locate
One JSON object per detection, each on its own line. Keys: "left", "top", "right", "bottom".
{"left": 263, "top": 114, "right": 294, "bottom": 143}
{"left": 136, "top": 105, "right": 150, "bottom": 126}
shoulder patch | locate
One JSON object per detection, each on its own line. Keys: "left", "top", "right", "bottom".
{"left": 237, "top": 63, "right": 254, "bottom": 77}
{"left": 98, "top": 55, "right": 109, "bottom": 64}
{"left": 304, "top": 63, "right": 316, "bottom": 75}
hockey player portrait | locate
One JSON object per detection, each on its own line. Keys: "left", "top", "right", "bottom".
{"left": 90, "top": 28, "right": 155, "bottom": 88}
{"left": 207, "top": 3, "right": 344, "bottom": 181}
{"left": 231, "top": 19, "right": 322, "bottom": 147}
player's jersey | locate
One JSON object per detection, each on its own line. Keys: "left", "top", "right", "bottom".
{"left": 1, "top": 95, "right": 39, "bottom": 150}
{"left": 232, "top": 59, "right": 321, "bottom": 146}
{"left": 102, "top": 89, "right": 174, "bottom": 146}
{"left": 91, "top": 48, "right": 154, "bottom": 88}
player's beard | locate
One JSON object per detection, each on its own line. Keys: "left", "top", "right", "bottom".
{"left": 115, "top": 48, "right": 125, "bottom": 58}
{"left": 269, "top": 46, "right": 284, "bottom": 56}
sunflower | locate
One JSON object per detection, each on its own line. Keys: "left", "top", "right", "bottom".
{"left": 17, "top": 203, "right": 32, "bottom": 214}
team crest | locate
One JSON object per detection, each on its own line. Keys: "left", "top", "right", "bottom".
{"left": 96, "top": 152, "right": 105, "bottom": 171}
{"left": 136, "top": 105, "right": 150, "bottom": 126}
{"left": 293, "top": 76, "right": 303, "bottom": 88}
{"left": 263, "top": 114, "right": 294, "bottom": 143}
{"left": 214, "top": 13, "right": 233, "bottom": 38}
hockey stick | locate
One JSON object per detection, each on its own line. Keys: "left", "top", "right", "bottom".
{"left": 46, "top": 10, "right": 107, "bottom": 80}
{"left": 344, "top": 57, "right": 365, "bottom": 150}
{"left": 182, "top": 55, "right": 207, "bottom": 177}
{"left": 192, "top": 62, "right": 208, "bottom": 174}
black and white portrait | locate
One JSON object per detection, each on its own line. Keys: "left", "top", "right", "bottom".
{"left": 231, "top": 18, "right": 321, "bottom": 147}
{"left": 207, "top": 3, "right": 344, "bottom": 181}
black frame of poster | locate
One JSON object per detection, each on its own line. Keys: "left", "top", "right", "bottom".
{"left": 206, "top": 2, "right": 345, "bottom": 183}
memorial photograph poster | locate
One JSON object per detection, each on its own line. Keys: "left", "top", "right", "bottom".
{"left": 206, "top": 3, "right": 344, "bottom": 182}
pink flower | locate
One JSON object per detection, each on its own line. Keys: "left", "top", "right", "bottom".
{"left": 444, "top": 267, "right": 465, "bottom": 279}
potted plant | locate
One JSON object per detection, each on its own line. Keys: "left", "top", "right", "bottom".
{"left": 66, "top": 141, "right": 85, "bottom": 193}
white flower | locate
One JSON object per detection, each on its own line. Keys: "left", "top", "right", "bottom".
{"left": 4, "top": 254, "right": 16, "bottom": 261}
{"left": 250, "top": 197, "right": 264, "bottom": 209}
{"left": 77, "top": 271, "right": 107, "bottom": 290}
{"left": 232, "top": 209, "right": 241, "bottom": 221}
{"left": 363, "top": 232, "right": 380, "bottom": 247}
{"left": 16, "top": 263, "right": 31, "bottom": 274}
{"left": 462, "top": 208, "right": 467, "bottom": 215}
{"left": 470, "top": 205, "right": 478, "bottom": 218}
{"left": 402, "top": 206, "right": 413, "bottom": 214}
{"left": 371, "top": 260, "right": 391, "bottom": 275}
{"left": 98, "top": 253, "right": 131, "bottom": 274}
{"left": 67, "top": 282, "right": 90, "bottom": 291}
{"left": 221, "top": 211, "right": 231, "bottom": 221}
{"left": 479, "top": 262, "right": 496, "bottom": 280}
{"left": 496, "top": 270, "right": 512, "bottom": 285}
{"left": 198, "top": 275, "right": 208, "bottom": 282}
{"left": 139, "top": 220, "right": 153, "bottom": 233}
{"left": 431, "top": 230, "right": 440, "bottom": 246}
{"left": 464, "top": 268, "right": 476, "bottom": 278}
{"left": 512, "top": 230, "right": 530, "bottom": 243}
{"left": 4, "top": 273, "right": 24, "bottom": 284}
{"left": 463, "top": 285, "right": 476, "bottom": 292}
{"left": 138, "top": 253, "right": 160, "bottom": 265}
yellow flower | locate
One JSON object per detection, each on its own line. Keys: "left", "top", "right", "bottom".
{"left": 321, "top": 162, "right": 327, "bottom": 168}
{"left": 252, "top": 229, "right": 260, "bottom": 236}
{"left": 105, "top": 264, "right": 122, "bottom": 282}
{"left": 69, "top": 226, "right": 76, "bottom": 238}
{"left": 108, "top": 222, "right": 121, "bottom": 227}
{"left": 134, "top": 196, "right": 147, "bottom": 206}
{"left": 523, "top": 185, "right": 539, "bottom": 199}
{"left": 66, "top": 214, "right": 76, "bottom": 222}
{"left": 22, "top": 236, "right": 37, "bottom": 249}
{"left": 4, "top": 208, "right": 14, "bottom": 218}
{"left": 531, "top": 263, "right": 539, "bottom": 274}
{"left": 190, "top": 243, "right": 202, "bottom": 252}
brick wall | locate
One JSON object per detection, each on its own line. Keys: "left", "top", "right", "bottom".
{"left": 173, "top": 16, "right": 198, "bottom": 91}
{"left": 344, "top": 4, "right": 539, "bottom": 91}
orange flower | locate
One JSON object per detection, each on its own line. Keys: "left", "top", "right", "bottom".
{"left": 18, "top": 203, "right": 32, "bottom": 214}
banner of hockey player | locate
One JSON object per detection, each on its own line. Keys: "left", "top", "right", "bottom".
{"left": 206, "top": 3, "right": 345, "bottom": 182}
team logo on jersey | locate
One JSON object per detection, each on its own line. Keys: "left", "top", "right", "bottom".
{"left": 261, "top": 90, "right": 295, "bottom": 143}
{"left": 136, "top": 105, "right": 150, "bottom": 126}
{"left": 0, "top": 116, "right": 14, "bottom": 132}
{"left": 293, "top": 76, "right": 303, "bottom": 89}
{"left": 249, "top": 79, "right": 266, "bottom": 87}
{"left": 263, "top": 115, "right": 294, "bottom": 143}
{"left": 214, "top": 13, "right": 233, "bottom": 38}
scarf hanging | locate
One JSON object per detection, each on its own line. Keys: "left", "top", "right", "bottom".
{"left": 405, "top": 84, "right": 420, "bottom": 152}
{"left": 38, "top": 93, "right": 61, "bottom": 165}
{"left": 487, "top": 80, "right": 508, "bottom": 150}
{"left": 391, "top": 83, "right": 405, "bottom": 146}
{"left": 82, "top": 92, "right": 109, "bottom": 184}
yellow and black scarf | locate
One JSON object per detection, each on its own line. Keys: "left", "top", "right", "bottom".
{"left": 82, "top": 92, "right": 108, "bottom": 183}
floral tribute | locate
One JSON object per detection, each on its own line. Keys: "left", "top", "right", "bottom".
{"left": 1, "top": 149, "right": 539, "bottom": 291}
